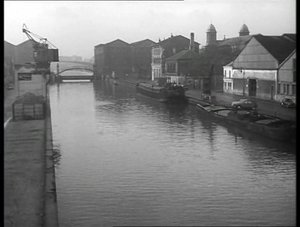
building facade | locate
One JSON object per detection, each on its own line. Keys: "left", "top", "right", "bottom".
{"left": 4, "top": 41, "right": 16, "bottom": 88}
{"left": 199, "top": 24, "right": 253, "bottom": 92}
{"left": 15, "top": 64, "right": 47, "bottom": 97}
{"left": 229, "top": 34, "right": 296, "bottom": 102}
{"left": 277, "top": 50, "right": 296, "bottom": 102}
{"left": 131, "top": 39, "right": 156, "bottom": 79}
{"left": 151, "top": 34, "right": 200, "bottom": 81}
{"left": 94, "top": 39, "right": 132, "bottom": 79}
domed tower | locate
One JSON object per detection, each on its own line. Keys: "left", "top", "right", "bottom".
{"left": 239, "top": 24, "right": 250, "bottom": 36}
{"left": 206, "top": 24, "right": 217, "bottom": 46}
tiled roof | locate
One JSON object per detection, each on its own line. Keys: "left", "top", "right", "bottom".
{"left": 254, "top": 34, "right": 296, "bottom": 64}
{"left": 217, "top": 35, "right": 252, "bottom": 48}
{"left": 131, "top": 39, "right": 156, "bottom": 47}
{"left": 283, "top": 33, "right": 296, "bottom": 41}
{"left": 159, "top": 35, "right": 200, "bottom": 47}
{"left": 166, "top": 49, "right": 200, "bottom": 61}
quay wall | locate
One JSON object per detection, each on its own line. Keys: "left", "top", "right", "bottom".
{"left": 43, "top": 86, "right": 59, "bottom": 227}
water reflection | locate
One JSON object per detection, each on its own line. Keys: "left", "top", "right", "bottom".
{"left": 50, "top": 80, "right": 296, "bottom": 226}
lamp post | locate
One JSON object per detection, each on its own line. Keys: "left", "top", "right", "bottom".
{"left": 240, "top": 68, "right": 245, "bottom": 97}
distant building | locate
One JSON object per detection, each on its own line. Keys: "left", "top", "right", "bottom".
{"left": 151, "top": 34, "right": 200, "bottom": 81}
{"left": 131, "top": 39, "right": 156, "bottom": 79}
{"left": 94, "top": 39, "right": 132, "bottom": 79}
{"left": 230, "top": 34, "right": 296, "bottom": 102}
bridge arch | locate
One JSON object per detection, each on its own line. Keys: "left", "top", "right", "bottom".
{"left": 59, "top": 67, "right": 94, "bottom": 75}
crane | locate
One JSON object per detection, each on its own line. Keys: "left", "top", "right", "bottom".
{"left": 22, "top": 24, "right": 59, "bottom": 69}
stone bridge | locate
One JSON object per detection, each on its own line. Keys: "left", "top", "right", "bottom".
{"left": 50, "top": 61, "right": 94, "bottom": 75}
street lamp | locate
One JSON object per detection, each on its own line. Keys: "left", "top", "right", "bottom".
{"left": 240, "top": 68, "right": 245, "bottom": 96}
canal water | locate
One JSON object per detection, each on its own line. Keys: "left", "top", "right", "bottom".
{"left": 49, "top": 80, "right": 296, "bottom": 227}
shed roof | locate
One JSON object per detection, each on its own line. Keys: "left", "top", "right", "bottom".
{"left": 254, "top": 34, "right": 296, "bottom": 64}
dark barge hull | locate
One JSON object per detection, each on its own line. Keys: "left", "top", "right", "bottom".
{"left": 196, "top": 103, "right": 296, "bottom": 142}
{"left": 136, "top": 83, "right": 187, "bottom": 103}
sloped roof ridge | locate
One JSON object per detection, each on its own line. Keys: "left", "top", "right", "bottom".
{"left": 130, "top": 39, "right": 156, "bottom": 46}
{"left": 105, "top": 39, "right": 130, "bottom": 46}
{"left": 253, "top": 34, "right": 296, "bottom": 64}
{"left": 166, "top": 49, "right": 200, "bottom": 61}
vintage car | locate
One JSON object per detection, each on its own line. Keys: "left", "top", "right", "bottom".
{"left": 231, "top": 99, "right": 257, "bottom": 110}
{"left": 280, "top": 98, "right": 296, "bottom": 108}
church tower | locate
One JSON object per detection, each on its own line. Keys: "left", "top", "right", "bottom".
{"left": 206, "top": 24, "right": 217, "bottom": 46}
{"left": 239, "top": 24, "right": 250, "bottom": 36}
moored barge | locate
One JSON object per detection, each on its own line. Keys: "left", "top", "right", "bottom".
{"left": 196, "top": 102, "right": 296, "bottom": 142}
{"left": 136, "top": 81, "right": 187, "bottom": 103}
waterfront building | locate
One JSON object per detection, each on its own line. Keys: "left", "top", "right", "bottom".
{"left": 15, "top": 63, "right": 48, "bottom": 97}
{"left": 164, "top": 33, "right": 210, "bottom": 90}
{"left": 151, "top": 34, "right": 200, "bottom": 81}
{"left": 4, "top": 41, "right": 16, "bottom": 88}
{"left": 198, "top": 24, "right": 253, "bottom": 92}
{"left": 94, "top": 39, "right": 132, "bottom": 79}
{"left": 130, "top": 39, "right": 156, "bottom": 79}
{"left": 230, "top": 34, "right": 296, "bottom": 102}
{"left": 14, "top": 40, "right": 35, "bottom": 65}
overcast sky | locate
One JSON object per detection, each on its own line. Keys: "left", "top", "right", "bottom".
{"left": 4, "top": 0, "right": 296, "bottom": 59}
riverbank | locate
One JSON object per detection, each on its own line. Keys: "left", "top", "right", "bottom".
{"left": 116, "top": 77, "right": 296, "bottom": 122}
{"left": 4, "top": 88, "right": 59, "bottom": 227}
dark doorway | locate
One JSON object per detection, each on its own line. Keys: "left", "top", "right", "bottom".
{"left": 248, "top": 79, "right": 257, "bottom": 97}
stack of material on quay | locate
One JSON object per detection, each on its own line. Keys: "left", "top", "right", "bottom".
{"left": 12, "top": 92, "right": 46, "bottom": 121}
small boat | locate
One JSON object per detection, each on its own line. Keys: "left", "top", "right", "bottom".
{"left": 136, "top": 81, "right": 187, "bottom": 103}
{"left": 196, "top": 102, "right": 296, "bottom": 142}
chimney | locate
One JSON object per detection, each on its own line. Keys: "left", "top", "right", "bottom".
{"left": 189, "top": 32, "right": 195, "bottom": 51}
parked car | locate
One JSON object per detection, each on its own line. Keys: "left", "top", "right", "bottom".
{"left": 231, "top": 99, "right": 257, "bottom": 110}
{"left": 280, "top": 98, "right": 296, "bottom": 108}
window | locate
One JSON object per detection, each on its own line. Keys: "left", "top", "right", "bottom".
{"left": 283, "top": 84, "right": 287, "bottom": 94}
{"left": 153, "top": 58, "right": 161, "bottom": 64}
{"left": 224, "top": 70, "right": 227, "bottom": 77}
{"left": 229, "top": 70, "right": 231, "bottom": 78}
{"left": 228, "top": 82, "right": 232, "bottom": 90}
{"left": 292, "top": 85, "right": 296, "bottom": 95}
{"left": 167, "top": 63, "right": 176, "bottom": 73}
{"left": 293, "top": 58, "right": 296, "bottom": 82}
{"left": 18, "top": 73, "right": 32, "bottom": 81}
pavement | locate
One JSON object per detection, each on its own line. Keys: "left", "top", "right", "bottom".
{"left": 4, "top": 88, "right": 18, "bottom": 124}
{"left": 185, "top": 89, "right": 296, "bottom": 122}
{"left": 4, "top": 120, "right": 46, "bottom": 227}
{"left": 4, "top": 87, "right": 59, "bottom": 227}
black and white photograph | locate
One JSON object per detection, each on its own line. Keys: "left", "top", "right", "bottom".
{"left": 4, "top": 0, "right": 296, "bottom": 226}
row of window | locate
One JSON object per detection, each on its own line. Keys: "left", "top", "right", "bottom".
{"left": 152, "top": 68, "right": 161, "bottom": 79}
{"left": 278, "top": 83, "right": 296, "bottom": 96}
{"left": 166, "top": 63, "right": 176, "bottom": 73}
{"left": 224, "top": 70, "right": 232, "bottom": 78}
{"left": 223, "top": 81, "right": 232, "bottom": 90}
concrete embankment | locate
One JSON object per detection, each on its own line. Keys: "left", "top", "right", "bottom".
{"left": 4, "top": 88, "right": 59, "bottom": 227}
